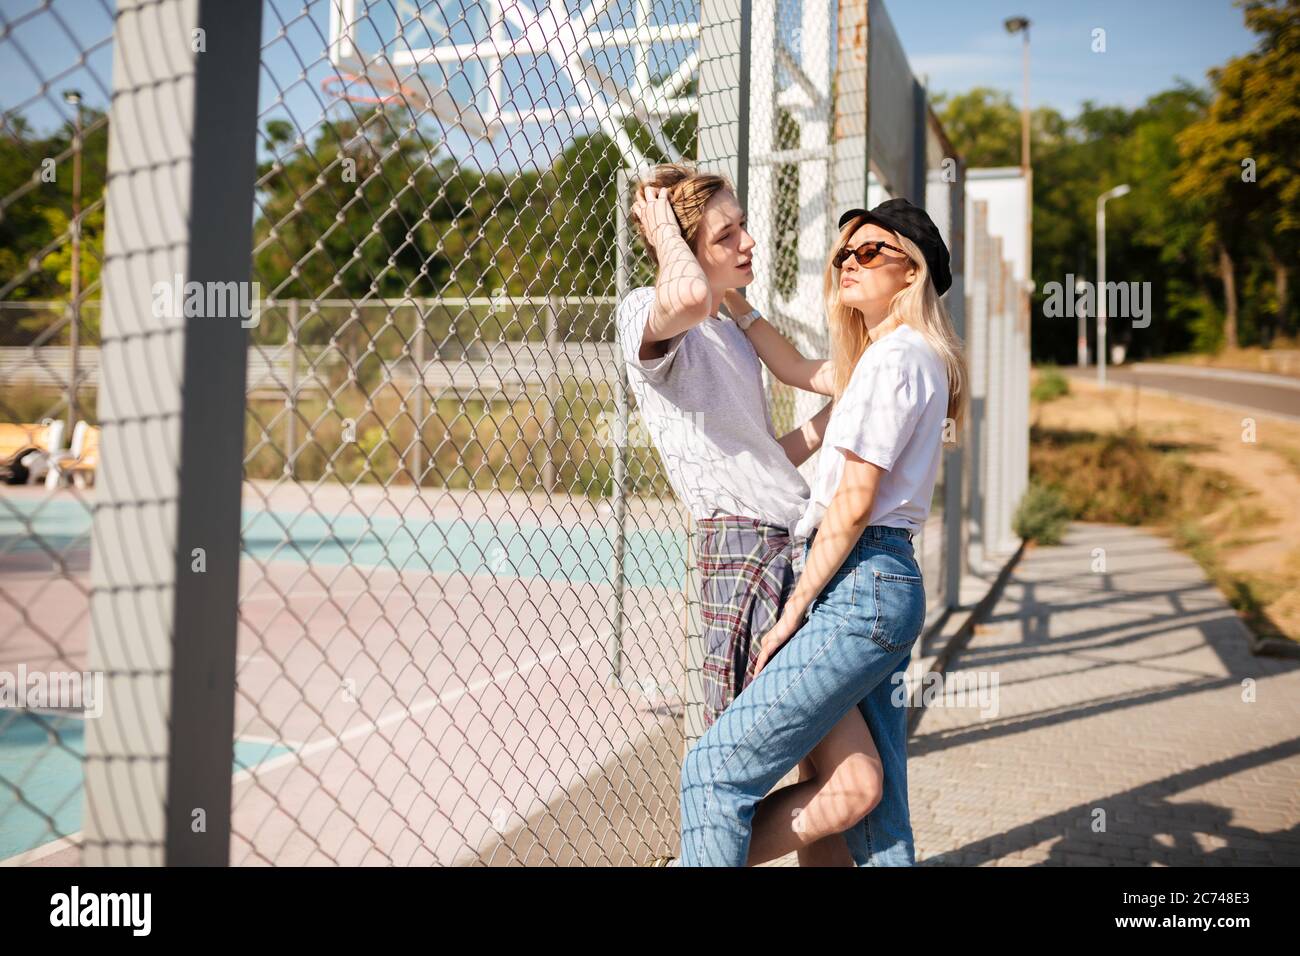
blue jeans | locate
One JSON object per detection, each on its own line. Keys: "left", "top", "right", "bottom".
{"left": 680, "top": 524, "right": 925, "bottom": 866}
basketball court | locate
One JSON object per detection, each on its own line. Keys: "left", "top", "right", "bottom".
{"left": 1, "top": 481, "right": 688, "bottom": 864}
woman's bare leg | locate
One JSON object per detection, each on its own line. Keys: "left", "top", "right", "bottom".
{"left": 744, "top": 704, "right": 884, "bottom": 866}
{"left": 793, "top": 757, "right": 856, "bottom": 867}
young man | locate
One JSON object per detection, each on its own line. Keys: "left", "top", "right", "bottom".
{"left": 618, "top": 170, "right": 832, "bottom": 735}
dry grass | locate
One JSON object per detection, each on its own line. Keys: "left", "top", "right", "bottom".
{"left": 1030, "top": 370, "right": 1300, "bottom": 646}
{"left": 1150, "top": 339, "right": 1300, "bottom": 379}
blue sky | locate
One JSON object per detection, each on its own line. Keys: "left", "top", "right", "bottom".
{"left": 887, "top": 0, "right": 1256, "bottom": 113}
{"left": 0, "top": 0, "right": 1262, "bottom": 150}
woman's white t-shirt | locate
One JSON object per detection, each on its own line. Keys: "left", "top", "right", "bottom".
{"left": 792, "top": 324, "right": 949, "bottom": 539}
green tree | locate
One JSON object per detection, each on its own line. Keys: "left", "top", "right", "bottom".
{"left": 0, "top": 108, "right": 108, "bottom": 343}
{"left": 1174, "top": 0, "right": 1300, "bottom": 347}
{"left": 251, "top": 103, "right": 692, "bottom": 350}
{"left": 1235, "top": 0, "right": 1299, "bottom": 339}
{"left": 931, "top": 88, "right": 1023, "bottom": 167}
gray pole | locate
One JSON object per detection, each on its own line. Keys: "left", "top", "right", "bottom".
{"left": 611, "top": 168, "right": 631, "bottom": 689}
{"left": 943, "top": 155, "right": 966, "bottom": 610}
{"left": 83, "top": 0, "right": 262, "bottom": 865}
{"left": 1097, "top": 198, "right": 1107, "bottom": 390}
{"left": 1004, "top": 17, "right": 1033, "bottom": 373}
{"left": 1021, "top": 27, "right": 1031, "bottom": 273}
{"left": 543, "top": 296, "right": 558, "bottom": 494}
{"left": 411, "top": 309, "right": 425, "bottom": 486}
{"left": 285, "top": 299, "right": 299, "bottom": 478}
{"left": 64, "top": 90, "right": 83, "bottom": 437}
{"left": 967, "top": 201, "right": 991, "bottom": 568}
{"left": 1095, "top": 184, "right": 1129, "bottom": 390}
{"left": 1078, "top": 286, "right": 1088, "bottom": 367}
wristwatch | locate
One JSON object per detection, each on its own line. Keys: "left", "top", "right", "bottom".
{"left": 733, "top": 307, "right": 761, "bottom": 331}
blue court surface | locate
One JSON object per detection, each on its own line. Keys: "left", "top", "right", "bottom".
{"left": 1, "top": 493, "right": 689, "bottom": 861}
{"left": 1, "top": 496, "right": 686, "bottom": 588}
{"left": 0, "top": 711, "right": 291, "bottom": 860}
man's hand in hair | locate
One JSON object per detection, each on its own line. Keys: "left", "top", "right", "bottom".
{"left": 632, "top": 185, "right": 712, "bottom": 358}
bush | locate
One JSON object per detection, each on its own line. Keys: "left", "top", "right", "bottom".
{"left": 1031, "top": 365, "right": 1070, "bottom": 403}
{"left": 1029, "top": 426, "right": 1235, "bottom": 526}
{"left": 1013, "top": 483, "right": 1071, "bottom": 545}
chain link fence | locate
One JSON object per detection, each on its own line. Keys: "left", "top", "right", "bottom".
{"left": 0, "top": 0, "right": 113, "bottom": 865}
{"left": 0, "top": 0, "right": 1028, "bottom": 866}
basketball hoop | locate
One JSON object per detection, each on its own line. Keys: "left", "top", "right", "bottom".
{"left": 321, "top": 66, "right": 430, "bottom": 109}
{"left": 320, "top": 61, "right": 499, "bottom": 138}
{"left": 323, "top": 0, "right": 694, "bottom": 165}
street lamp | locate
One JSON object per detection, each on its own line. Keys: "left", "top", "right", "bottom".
{"left": 1003, "top": 17, "right": 1030, "bottom": 174}
{"left": 1096, "top": 183, "right": 1130, "bottom": 389}
{"left": 62, "top": 89, "right": 84, "bottom": 436}
{"left": 1005, "top": 16, "right": 1032, "bottom": 359}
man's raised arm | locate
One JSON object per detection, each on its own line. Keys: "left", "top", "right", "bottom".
{"left": 632, "top": 186, "right": 712, "bottom": 360}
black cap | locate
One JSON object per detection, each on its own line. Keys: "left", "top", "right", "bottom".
{"left": 837, "top": 198, "right": 952, "bottom": 297}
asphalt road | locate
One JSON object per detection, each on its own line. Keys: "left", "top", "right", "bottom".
{"left": 1060, "top": 363, "right": 1300, "bottom": 422}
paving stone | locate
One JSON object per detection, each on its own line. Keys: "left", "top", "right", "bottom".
{"left": 907, "top": 524, "right": 1300, "bottom": 868}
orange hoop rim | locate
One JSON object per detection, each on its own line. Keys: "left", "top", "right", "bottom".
{"left": 321, "top": 70, "right": 425, "bottom": 106}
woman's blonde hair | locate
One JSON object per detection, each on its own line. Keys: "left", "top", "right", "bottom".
{"left": 823, "top": 215, "right": 969, "bottom": 433}
{"left": 632, "top": 163, "right": 735, "bottom": 269}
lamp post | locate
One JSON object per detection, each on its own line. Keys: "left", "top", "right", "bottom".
{"left": 1004, "top": 16, "right": 1032, "bottom": 358}
{"left": 1076, "top": 246, "right": 1089, "bottom": 366}
{"left": 1004, "top": 17, "right": 1031, "bottom": 175}
{"left": 1096, "top": 183, "right": 1130, "bottom": 389}
{"left": 63, "top": 89, "right": 84, "bottom": 436}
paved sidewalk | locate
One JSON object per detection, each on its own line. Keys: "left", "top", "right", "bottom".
{"left": 766, "top": 522, "right": 1300, "bottom": 866}
{"left": 909, "top": 523, "right": 1300, "bottom": 866}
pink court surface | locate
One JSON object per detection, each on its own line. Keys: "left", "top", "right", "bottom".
{"left": 2, "top": 481, "right": 690, "bottom": 865}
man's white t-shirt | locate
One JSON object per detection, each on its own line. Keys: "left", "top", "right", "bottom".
{"left": 615, "top": 286, "right": 810, "bottom": 531}
{"left": 792, "top": 323, "right": 949, "bottom": 539}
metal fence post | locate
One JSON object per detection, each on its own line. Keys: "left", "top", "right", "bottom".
{"left": 1018, "top": 282, "right": 1030, "bottom": 514}
{"left": 992, "top": 241, "right": 1007, "bottom": 552}
{"left": 543, "top": 296, "right": 559, "bottom": 494}
{"left": 66, "top": 95, "right": 83, "bottom": 438}
{"left": 911, "top": 76, "right": 928, "bottom": 205}
{"left": 988, "top": 242, "right": 1007, "bottom": 553}
{"left": 745, "top": 0, "right": 776, "bottom": 336}
{"left": 966, "top": 200, "right": 990, "bottom": 571}
{"left": 942, "top": 159, "right": 967, "bottom": 608}
{"left": 791, "top": 0, "right": 833, "bottom": 435}
{"left": 82, "top": 0, "right": 262, "bottom": 866}
{"left": 698, "top": 0, "right": 751, "bottom": 209}
{"left": 285, "top": 299, "right": 299, "bottom": 479}
{"left": 1006, "top": 264, "right": 1025, "bottom": 547}
{"left": 832, "top": 0, "right": 870, "bottom": 212}
{"left": 611, "top": 168, "right": 632, "bottom": 691}
{"left": 411, "top": 307, "right": 425, "bottom": 486}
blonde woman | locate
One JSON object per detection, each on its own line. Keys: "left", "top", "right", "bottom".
{"left": 678, "top": 198, "right": 968, "bottom": 866}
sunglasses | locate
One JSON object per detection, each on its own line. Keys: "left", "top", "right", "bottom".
{"left": 833, "top": 239, "right": 908, "bottom": 269}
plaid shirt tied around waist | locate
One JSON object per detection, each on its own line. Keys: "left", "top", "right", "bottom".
{"left": 695, "top": 516, "right": 800, "bottom": 730}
